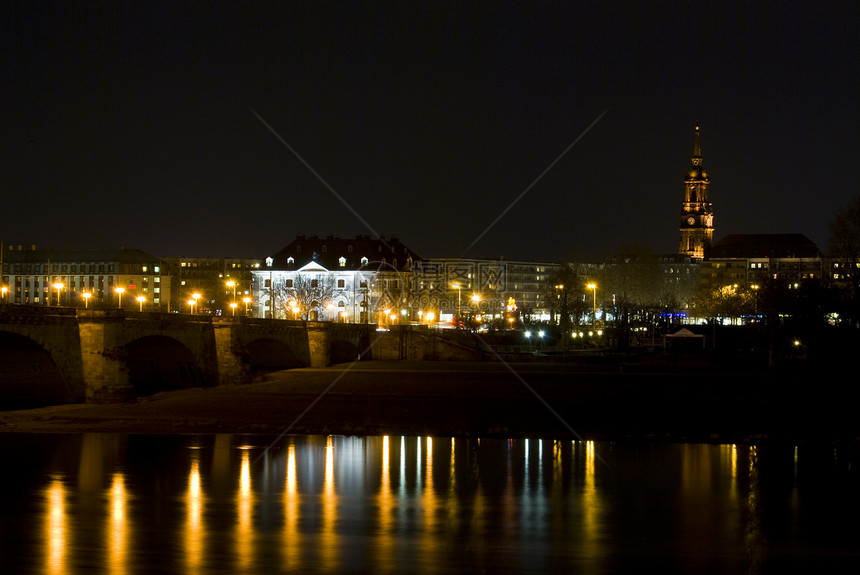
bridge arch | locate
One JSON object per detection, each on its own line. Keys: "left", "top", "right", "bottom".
{"left": 124, "top": 335, "right": 206, "bottom": 396}
{"left": 0, "top": 331, "right": 75, "bottom": 408}
{"left": 244, "top": 337, "right": 303, "bottom": 372}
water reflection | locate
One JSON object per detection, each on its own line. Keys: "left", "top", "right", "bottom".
{"left": 2, "top": 434, "right": 856, "bottom": 573}
{"left": 185, "top": 456, "right": 203, "bottom": 572}
{"left": 45, "top": 476, "right": 66, "bottom": 575}
{"left": 107, "top": 472, "right": 128, "bottom": 575}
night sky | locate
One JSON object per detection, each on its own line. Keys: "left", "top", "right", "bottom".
{"left": 3, "top": 2, "right": 857, "bottom": 261}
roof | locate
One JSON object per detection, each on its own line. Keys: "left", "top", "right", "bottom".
{"left": 267, "top": 235, "right": 422, "bottom": 271}
{"left": 709, "top": 234, "right": 822, "bottom": 259}
{"left": 1, "top": 247, "right": 161, "bottom": 264}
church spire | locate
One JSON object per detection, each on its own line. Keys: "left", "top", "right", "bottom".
{"left": 691, "top": 125, "right": 702, "bottom": 166}
{"left": 679, "top": 124, "right": 714, "bottom": 261}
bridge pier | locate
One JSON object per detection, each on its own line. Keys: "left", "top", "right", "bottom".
{"left": 78, "top": 317, "right": 136, "bottom": 403}
{"left": 213, "top": 321, "right": 251, "bottom": 385}
{"left": 307, "top": 321, "right": 331, "bottom": 367}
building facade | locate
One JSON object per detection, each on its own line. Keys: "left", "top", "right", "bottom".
{"left": 1, "top": 245, "right": 171, "bottom": 310}
{"left": 701, "top": 234, "right": 823, "bottom": 292}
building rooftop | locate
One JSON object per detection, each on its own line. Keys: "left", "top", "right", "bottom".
{"left": 267, "top": 235, "right": 422, "bottom": 271}
{"left": 710, "top": 234, "right": 822, "bottom": 259}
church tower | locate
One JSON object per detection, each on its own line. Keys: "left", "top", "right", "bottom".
{"left": 678, "top": 125, "right": 714, "bottom": 260}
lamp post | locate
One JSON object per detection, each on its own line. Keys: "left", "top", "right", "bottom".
{"left": 1, "top": 285, "right": 8, "bottom": 302}
{"left": 243, "top": 296, "right": 251, "bottom": 314}
{"left": 188, "top": 299, "right": 195, "bottom": 314}
{"left": 226, "top": 280, "right": 236, "bottom": 311}
{"left": 53, "top": 282, "right": 64, "bottom": 306}
{"left": 452, "top": 283, "right": 462, "bottom": 319}
{"left": 137, "top": 296, "right": 146, "bottom": 312}
{"left": 192, "top": 292, "right": 201, "bottom": 314}
{"left": 82, "top": 291, "right": 91, "bottom": 309}
{"left": 230, "top": 302, "right": 238, "bottom": 316}
{"left": 115, "top": 286, "right": 125, "bottom": 309}
{"left": 587, "top": 283, "right": 597, "bottom": 330}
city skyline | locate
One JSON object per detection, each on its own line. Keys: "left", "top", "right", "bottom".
{"left": 3, "top": 2, "right": 857, "bottom": 261}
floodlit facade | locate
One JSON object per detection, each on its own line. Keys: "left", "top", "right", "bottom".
{"left": 0, "top": 245, "right": 171, "bottom": 310}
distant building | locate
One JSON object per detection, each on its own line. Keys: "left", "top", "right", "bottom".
{"left": 160, "top": 256, "right": 262, "bottom": 315}
{"left": 679, "top": 126, "right": 715, "bottom": 260}
{"left": 416, "top": 258, "right": 563, "bottom": 323}
{"left": 701, "top": 233, "right": 823, "bottom": 291}
{"left": 0, "top": 245, "right": 171, "bottom": 310}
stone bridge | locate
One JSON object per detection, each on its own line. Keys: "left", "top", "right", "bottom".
{"left": 0, "top": 305, "right": 483, "bottom": 406}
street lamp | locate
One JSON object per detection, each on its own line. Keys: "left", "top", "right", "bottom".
{"left": 136, "top": 295, "right": 146, "bottom": 312}
{"left": 192, "top": 292, "right": 201, "bottom": 314}
{"left": 1, "top": 286, "right": 8, "bottom": 302}
{"left": 226, "top": 280, "right": 236, "bottom": 311}
{"left": 230, "top": 302, "right": 238, "bottom": 316}
{"left": 115, "top": 286, "right": 125, "bottom": 309}
{"left": 243, "top": 296, "right": 251, "bottom": 314}
{"left": 188, "top": 298, "right": 195, "bottom": 314}
{"left": 82, "top": 291, "right": 91, "bottom": 308}
{"left": 53, "top": 282, "right": 64, "bottom": 306}
{"left": 587, "top": 283, "right": 597, "bottom": 329}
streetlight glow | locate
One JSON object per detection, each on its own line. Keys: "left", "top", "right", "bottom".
{"left": 53, "top": 282, "right": 64, "bottom": 306}
{"left": 136, "top": 296, "right": 146, "bottom": 312}
{"left": 82, "top": 292, "right": 92, "bottom": 308}
{"left": 115, "top": 287, "right": 125, "bottom": 309}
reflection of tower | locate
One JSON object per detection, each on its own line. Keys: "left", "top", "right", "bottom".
{"left": 679, "top": 126, "right": 714, "bottom": 260}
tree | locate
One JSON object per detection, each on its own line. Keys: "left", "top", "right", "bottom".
{"left": 693, "top": 283, "right": 757, "bottom": 324}
{"left": 273, "top": 274, "right": 335, "bottom": 320}
{"left": 828, "top": 194, "right": 860, "bottom": 321}
{"left": 543, "top": 263, "right": 589, "bottom": 348}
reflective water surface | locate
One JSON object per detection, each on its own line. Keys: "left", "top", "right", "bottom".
{"left": 1, "top": 434, "right": 858, "bottom": 574}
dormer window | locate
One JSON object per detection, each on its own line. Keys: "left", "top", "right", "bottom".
{"left": 265, "top": 257, "right": 273, "bottom": 267}
{"left": 360, "top": 257, "right": 368, "bottom": 265}
{"left": 287, "top": 256, "right": 294, "bottom": 267}
{"left": 339, "top": 257, "right": 346, "bottom": 268}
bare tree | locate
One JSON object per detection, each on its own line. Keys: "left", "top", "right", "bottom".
{"left": 829, "top": 194, "right": 860, "bottom": 318}
{"left": 273, "top": 274, "right": 336, "bottom": 320}
{"left": 544, "top": 263, "right": 589, "bottom": 347}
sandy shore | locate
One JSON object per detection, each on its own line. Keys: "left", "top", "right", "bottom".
{"left": 0, "top": 360, "right": 853, "bottom": 442}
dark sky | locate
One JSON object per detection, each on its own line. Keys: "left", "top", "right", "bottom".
{"left": 2, "top": 1, "right": 857, "bottom": 261}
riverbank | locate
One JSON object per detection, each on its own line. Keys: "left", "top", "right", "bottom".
{"left": 0, "top": 360, "right": 854, "bottom": 443}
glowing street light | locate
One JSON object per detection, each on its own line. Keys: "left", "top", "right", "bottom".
{"left": 587, "top": 283, "right": 598, "bottom": 329}
{"left": 192, "top": 292, "right": 201, "bottom": 314}
{"left": 230, "top": 302, "right": 238, "bottom": 316}
{"left": 82, "top": 291, "right": 92, "bottom": 308}
{"left": 136, "top": 295, "right": 146, "bottom": 312}
{"left": 53, "top": 282, "right": 64, "bottom": 306}
{"left": 188, "top": 298, "right": 196, "bottom": 314}
{"left": 243, "top": 296, "right": 251, "bottom": 314}
{"left": 1, "top": 285, "right": 8, "bottom": 302}
{"left": 115, "top": 286, "right": 125, "bottom": 309}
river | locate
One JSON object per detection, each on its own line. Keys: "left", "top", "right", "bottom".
{"left": 1, "top": 433, "right": 858, "bottom": 573}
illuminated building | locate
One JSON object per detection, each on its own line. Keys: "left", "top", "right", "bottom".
{"left": 0, "top": 245, "right": 171, "bottom": 309}
{"left": 679, "top": 126, "right": 715, "bottom": 260}
{"left": 251, "top": 235, "right": 421, "bottom": 323}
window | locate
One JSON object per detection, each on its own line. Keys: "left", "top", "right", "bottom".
{"left": 286, "top": 279, "right": 293, "bottom": 287}
{"left": 311, "top": 279, "right": 319, "bottom": 288}
{"left": 337, "top": 279, "right": 345, "bottom": 288}
{"left": 339, "top": 257, "right": 346, "bottom": 268}
{"left": 361, "top": 257, "right": 368, "bottom": 265}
